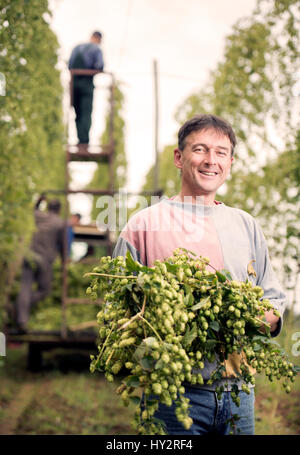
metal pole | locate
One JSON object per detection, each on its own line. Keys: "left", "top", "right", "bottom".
{"left": 153, "top": 59, "right": 159, "bottom": 192}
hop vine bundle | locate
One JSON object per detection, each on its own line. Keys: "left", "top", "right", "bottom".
{"left": 86, "top": 248, "right": 297, "bottom": 435}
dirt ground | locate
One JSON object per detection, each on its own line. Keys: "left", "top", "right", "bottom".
{"left": 0, "top": 345, "right": 136, "bottom": 435}
{"left": 0, "top": 344, "right": 299, "bottom": 435}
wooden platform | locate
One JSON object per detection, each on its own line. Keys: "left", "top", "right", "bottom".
{"left": 66, "top": 144, "right": 112, "bottom": 162}
{"left": 5, "top": 329, "right": 98, "bottom": 371}
{"left": 73, "top": 224, "right": 110, "bottom": 243}
{"left": 6, "top": 329, "right": 97, "bottom": 345}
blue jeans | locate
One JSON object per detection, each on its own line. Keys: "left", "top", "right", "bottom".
{"left": 153, "top": 386, "right": 255, "bottom": 435}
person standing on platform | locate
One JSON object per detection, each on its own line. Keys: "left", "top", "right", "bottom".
{"left": 68, "top": 31, "right": 104, "bottom": 146}
{"left": 15, "top": 196, "right": 65, "bottom": 334}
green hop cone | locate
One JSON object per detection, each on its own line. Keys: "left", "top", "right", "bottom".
{"left": 111, "top": 361, "right": 123, "bottom": 375}
{"left": 152, "top": 383, "right": 162, "bottom": 395}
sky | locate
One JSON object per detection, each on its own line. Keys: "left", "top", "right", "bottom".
{"left": 48, "top": 0, "right": 257, "bottom": 197}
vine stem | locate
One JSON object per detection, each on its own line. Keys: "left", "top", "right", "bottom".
{"left": 142, "top": 319, "right": 147, "bottom": 339}
{"left": 138, "top": 315, "right": 163, "bottom": 342}
{"left": 217, "top": 332, "right": 238, "bottom": 435}
{"left": 205, "top": 262, "right": 231, "bottom": 284}
{"left": 118, "top": 295, "right": 147, "bottom": 331}
{"left": 254, "top": 317, "right": 270, "bottom": 328}
{"left": 207, "top": 263, "right": 218, "bottom": 272}
{"left": 97, "top": 323, "right": 115, "bottom": 361}
{"left": 118, "top": 293, "right": 162, "bottom": 342}
{"left": 106, "top": 348, "right": 115, "bottom": 366}
{"left": 84, "top": 272, "right": 137, "bottom": 279}
{"left": 222, "top": 355, "right": 238, "bottom": 435}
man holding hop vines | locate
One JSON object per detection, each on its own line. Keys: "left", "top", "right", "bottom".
{"left": 113, "top": 114, "right": 285, "bottom": 435}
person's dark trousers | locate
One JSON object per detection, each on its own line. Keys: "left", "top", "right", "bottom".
{"left": 73, "top": 82, "right": 94, "bottom": 144}
{"left": 15, "top": 258, "right": 52, "bottom": 330}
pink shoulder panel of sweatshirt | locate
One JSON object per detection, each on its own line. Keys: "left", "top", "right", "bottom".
{"left": 120, "top": 199, "right": 224, "bottom": 270}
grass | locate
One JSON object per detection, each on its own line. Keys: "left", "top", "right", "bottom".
{"left": 254, "top": 374, "right": 300, "bottom": 435}
{"left": 254, "top": 314, "right": 300, "bottom": 435}
{"left": 0, "top": 316, "right": 299, "bottom": 435}
{"left": 0, "top": 346, "right": 136, "bottom": 435}
{"left": 15, "top": 375, "right": 135, "bottom": 435}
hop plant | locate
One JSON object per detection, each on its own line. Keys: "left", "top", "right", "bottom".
{"left": 86, "top": 248, "right": 298, "bottom": 435}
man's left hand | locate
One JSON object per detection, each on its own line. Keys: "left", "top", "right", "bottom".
{"left": 263, "top": 310, "right": 280, "bottom": 333}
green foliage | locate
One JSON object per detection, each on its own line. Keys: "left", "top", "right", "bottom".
{"left": 0, "top": 1, "right": 65, "bottom": 321}
{"left": 221, "top": 133, "right": 300, "bottom": 304}
{"left": 215, "top": 0, "right": 300, "bottom": 308}
{"left": 89, "top": 249, "right": 297, "bottom": 435}
{"left": 142, "top": 144, "right": 180, "bottom": 198}
{"left": 141, "top": 0, "right": 300, "bottom": 311}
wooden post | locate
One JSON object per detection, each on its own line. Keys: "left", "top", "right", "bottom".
{"left": 61, "top": 150, "right": 69, "bottom": 340}
{"left": 108, "top": 74, "right": 115, "bottom": 193}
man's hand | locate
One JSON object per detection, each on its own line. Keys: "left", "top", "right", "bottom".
{"left": 264, "top": 310, "right": 280, "bottom": 333}
{"left": 258, "top": 310, "right": 280, "bottom": 334}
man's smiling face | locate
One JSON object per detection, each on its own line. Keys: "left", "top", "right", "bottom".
{"left": 174, "top": 128, "right": 234, "bottom": 203}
